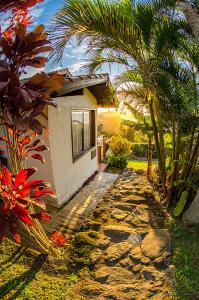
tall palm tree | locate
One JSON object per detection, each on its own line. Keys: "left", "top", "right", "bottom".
{"left": 50, "top": 0, "right": 191, "bottom": 191}
{"left": 50, "top": 0, "right": 199, "bottom": 211}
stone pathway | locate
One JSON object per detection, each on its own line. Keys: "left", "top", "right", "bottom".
{"left": 66, "top": 170, "right": 174, "bottom": 300}
{"left": 43, "top": 171, "right": 119, "bottom": 238}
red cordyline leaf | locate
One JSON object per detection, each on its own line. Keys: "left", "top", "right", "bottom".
{"left": 1, "top": 166, "right": 11, "bottom": 186}
{"left": 8, "top": 128, "right": 13, "bottom": 135}
{"left": 22, "top": 179, "right": 49, "bottom": 189}
{"left": 13, "top": 168, "right": 37, "bottom": 190}
{"left": 0, "top": 220, "right": 6, "bottom": 242}
{"left": 51, "top": 231, "right": 67, "bottom": 247}
{"left": 0, "top": 136, "right": 8, "bottom": 142}
{"left": 29, "top": 198, "right": 46, "bottom": 210}
{"left": 16, "top": 186, "right": 33, "bottom": 198}
{"left": 21, "top": 136, "right": 31, "bottom": 146}
{"left": 25, "top": 139, "right": 41, "bottom": 149}
{"left": 3, "top": 31, "right": 12, "bottom": 40}
{"left": 27, "top": 145, "right": 48, "bottom": 153}
{"left": 31, "top": 189, "right": 56, "bottom": 198}
{"left": 31, "top": 211, "right": 51, "bottom": 221}
{"left": 12, "top": 204, "right": 32, "bottom": 225}
{"left": 19, "top": 197, "right": 46, "bottom": 210}
{"left": 31, "top": 153, "right": 45, "bottom": 164}
{"left": 9, "top": 221, "right": 21, "bottom": 243}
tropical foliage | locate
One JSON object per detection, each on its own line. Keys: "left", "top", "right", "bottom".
{"left": 51, "top": 0, "right": 199, "bottom": 215}
{"left": 108, "top": 135, "right": 132, "bottom": 156}
{"left": 107, "top": 135, "right": 132, "bottom": 168}
{"left": 0, "top": 1, "right": 65, "bottom": 253}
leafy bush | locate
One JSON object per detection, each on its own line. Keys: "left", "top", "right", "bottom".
{"left": 108, "top": 135, "right": 132, "bottom": 156}
{"left": 108, "top": 154, "right": 128, "bottom": 169}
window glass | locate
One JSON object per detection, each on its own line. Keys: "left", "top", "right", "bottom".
{"left": 72, "top": 111, "right": 83, "bottom": 157}
{"left": 72, "top": 110, "right": 95, "bottom": 159}
{"left": 84, "top": 111, "right": 91, "bottom": 149}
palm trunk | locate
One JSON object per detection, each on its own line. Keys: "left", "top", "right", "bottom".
{"left": 171, "top": 117, "right": 176, "bottom": 162}
{"left": 167, "top": 121, "right": 181, "bottom": 206}
{"left": 180, "top": 126, "right": 195, "bottom": 180}
{"left": 149, "top": 98, "right": 166, "bottom": 193}
{"left": 155, "top": 103, "right": 166, "bottom": 188}
{"left": 178, "top": 1, "right": 199, "bottom": 42}
{"left": 147, "top": 134, "right": 152, "bottom": 179}
{"left": 184, "top": 133, "right": 199, "bottom": 181}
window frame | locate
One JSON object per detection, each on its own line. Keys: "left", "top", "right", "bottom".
{"left": 71, "top": 108, "right": 96, "bottom": 162}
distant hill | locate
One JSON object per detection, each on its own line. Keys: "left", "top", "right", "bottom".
{"left": 97, "top": 111, "right": 129, "bottom": 135}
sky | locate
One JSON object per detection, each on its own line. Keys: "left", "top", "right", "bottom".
{"left": 28, "top": 0, "right": 123, "bottom": 80}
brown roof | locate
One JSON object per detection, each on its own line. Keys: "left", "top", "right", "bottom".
{"left": 54, "top": 70, "right": 118, "bottom": 108}
{"left": 22, "top": 68, "right": 118, "bottom": 108}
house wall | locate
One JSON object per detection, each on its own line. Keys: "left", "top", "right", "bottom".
{"left": 47, "top": 88, "right": 98, "bottom": 207}
{"left": 25, "top": 106, "right": 55, "bottom": 190}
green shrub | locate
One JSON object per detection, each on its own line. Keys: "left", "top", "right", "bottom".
{"left": 108, "top": 153, "right": 128, "bottom": 168}
{"left": 108, "top": 135, "right": 132, "bottom": 155}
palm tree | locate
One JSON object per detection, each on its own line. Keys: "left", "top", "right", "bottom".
{"left": 178, "top": 0, "right": 199, "bottom": 42}
{"left": 50, "top": 0, "right": 199, "bottom": 211}
{"left": 50, "top": 0, "right": 188, "bottom": 191}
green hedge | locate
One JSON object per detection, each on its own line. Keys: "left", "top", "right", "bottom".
{"left": 107, "top": 154, "right": 128, "bottom": 169}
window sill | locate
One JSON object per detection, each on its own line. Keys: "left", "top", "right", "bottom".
{"left": 73, "top": 146, "right": 96, "bottom": 163}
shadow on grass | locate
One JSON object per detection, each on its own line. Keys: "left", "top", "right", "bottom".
{"left": 0, "top": 253, "right": 47, "bottom": 299}
{"left": 0, "top": 246, "right": 25, "bottom": 275}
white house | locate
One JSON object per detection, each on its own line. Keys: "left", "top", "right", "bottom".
{"left": 29, "top": 69, "right": 117, "bottom": 207}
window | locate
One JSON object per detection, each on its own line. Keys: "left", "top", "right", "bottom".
{"left": 72, "top": 110, "right": 95, "bottom": 159}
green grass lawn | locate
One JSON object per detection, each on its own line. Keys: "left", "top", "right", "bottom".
{"left": 171, "top": 225, "right": 199, "bottom": 299}
{"left": 127, "top": 159, "right": 157, "bottom": 170}
{"left": 0, "top": 239, "right": 77, "bottom": 300}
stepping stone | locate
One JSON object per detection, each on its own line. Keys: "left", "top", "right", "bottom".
{"left": 110, "top": 209, "right": 128, "bottom": 221}
{"left": 105, "top": 241, "right": 132, "bottom": 265}
{"left": 141, "top": 229, "right": 171, "bottom": 259}
{"left": 103, "top": 225, "right": 135, "bottom": 243}
{"left": 114, "top": 203, "right": 136, "bottom": 212}
{"left": 129, "top": 246, "right": 142, "bottom": 264}
{"left": 122, "top": 195, "right": 148, "bottom": 204}
{"left": 95, "top": 266, "right": 133, "bottom": 284}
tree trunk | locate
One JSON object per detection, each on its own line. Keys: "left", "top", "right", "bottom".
{"left": 167, "top": 121, "right": 181, "bottom": 206}
{"left": 178, "top": 1, "right": 199, "bottom": 42}
{"left": 149, "top": 98, "right": 166, "bottom": 193}
{"left": 155, "top": 103, "right": 166, "bottom": 188}
{"left": 147, "top": 134, "right": 152, "bottom": 179}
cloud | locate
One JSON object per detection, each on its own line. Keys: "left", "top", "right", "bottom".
{"left": 68, "top": 61, "right": 85, "bottom": 74}
{"left": 20, "top": 67, "right": 44, "bottom": 79}
{"left": 71, "top": 43, "right": 88, "bottom": 54}
{"left": 29, "top": 7, "right": 44, "bottom": 20}
{"left": 63, "top": 52, "right": 75, "bottom": 59}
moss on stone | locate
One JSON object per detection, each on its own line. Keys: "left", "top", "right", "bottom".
{"left": 68, "top": 231, "right": 100, "bottom": 273}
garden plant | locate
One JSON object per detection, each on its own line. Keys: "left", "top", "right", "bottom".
{"left": 0, "top": 0, "right": 66, "bottom": 253}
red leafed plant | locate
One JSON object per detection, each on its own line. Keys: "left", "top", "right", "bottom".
{"left": 0, "top": 166, "right": 55, "bottom": 243}
{"left": 51, "top": 230, "right": 67, "bottom": 247}
{"left": 0, "top": 1, "right": 66, "bottom": 253}
{"left": 0, "top": 129, "right": 49, "bottom": 167}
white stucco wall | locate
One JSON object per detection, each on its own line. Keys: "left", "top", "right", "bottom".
{"left": 47, "top": 88, "right": 98, "bottom": 207}
{"left": 25, "top": 107, "right": 55, "bottom": 190}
